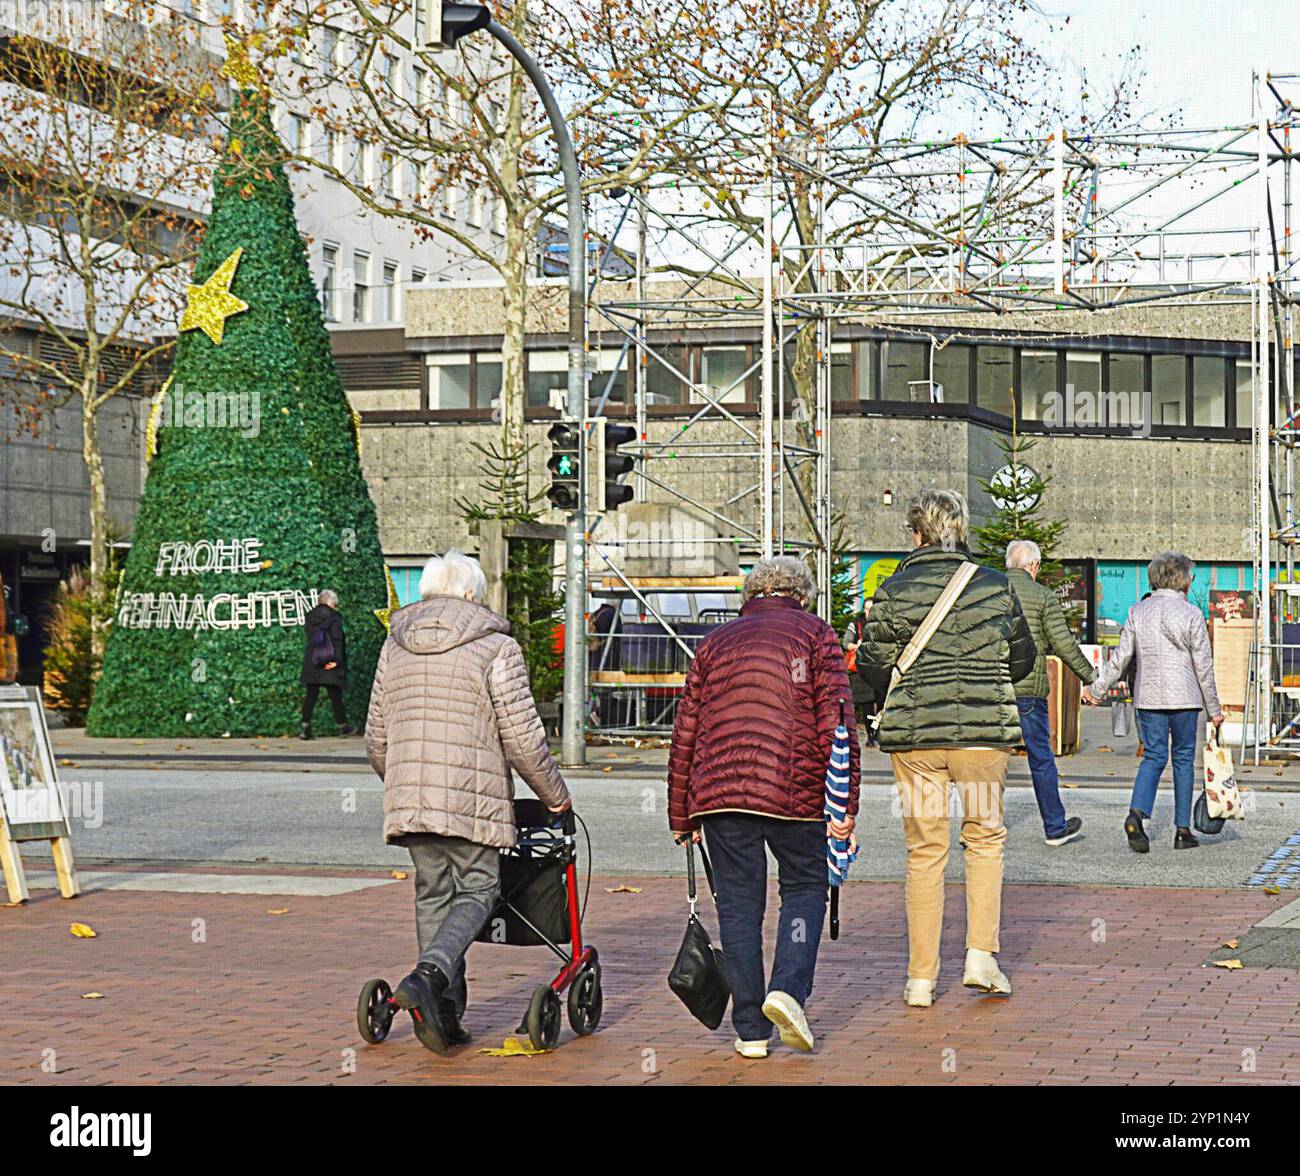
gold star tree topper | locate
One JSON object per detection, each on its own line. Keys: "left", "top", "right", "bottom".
{"left": 374, "top": 566, "right": 401, "bottom": 632}
{"left": 221, "top": 33, "right": 263, "bottom": 90}
{"left": 180, "top": 248, "right": 250, "bottom": 345}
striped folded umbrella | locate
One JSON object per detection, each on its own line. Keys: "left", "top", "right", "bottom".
{"left": 824, "top": 714, "right": 858, "bottom": 940}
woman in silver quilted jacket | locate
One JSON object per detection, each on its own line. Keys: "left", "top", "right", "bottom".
{"left": 1086, "top": 552, "right": 1224, "bottom": 853}
{"left": 365, "top": 550, "right": 570, "bottom": 1053}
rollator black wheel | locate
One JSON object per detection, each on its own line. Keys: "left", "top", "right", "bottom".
{"left": 525, "top": 985, "right": 561, "bottom": 1051}
{"left": 357, "top": 978, "right": 394, "bottom": 1044}
{"left": 566, "top": 959, "right": 603, "bottom": 1036}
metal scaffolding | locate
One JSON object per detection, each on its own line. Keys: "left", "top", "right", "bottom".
{"left": 576, "top": 72, "right": 1300, "bottom": 746}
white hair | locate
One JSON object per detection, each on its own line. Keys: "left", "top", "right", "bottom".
{"left": 418, "top": 550, "right": 487, "bottom": 605}
{"left": 1005, "top": 539, "right": 1042, "bottom": 571}
{"left": 318, "top": 589, "right": 338, "bottom": 607}
{"left": 743, "top": 555, "right": 815, "bottom": 604}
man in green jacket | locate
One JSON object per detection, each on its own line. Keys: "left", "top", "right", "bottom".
{"left": 1005, "top": 540, "right": 1096, "bottom": 847}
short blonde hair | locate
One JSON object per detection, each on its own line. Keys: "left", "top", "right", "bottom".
{"left": 907, "top": 489, "right": 969, "bottom": 548}
{"left": 742, "top": 556, "right": 814, "bottom": 604}
{"left": 418, "top": 550, "right": 487, "bottom": 604}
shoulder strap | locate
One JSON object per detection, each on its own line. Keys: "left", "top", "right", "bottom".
{"left": 896, "top": 561, "right": 980, "bottom": 676}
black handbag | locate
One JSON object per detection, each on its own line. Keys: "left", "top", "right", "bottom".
{"left": 667, "top": 840, "right": 731, "bottom": 1030}
{"left": 1194, "top": 790, "right": 1226, "bottom": 836}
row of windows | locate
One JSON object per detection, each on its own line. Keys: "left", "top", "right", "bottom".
{"left": 413, "top": 339, "right": 1294, "bottom": 431}
{"left": 320, "top": 247, "right": 425, "bottom": 325}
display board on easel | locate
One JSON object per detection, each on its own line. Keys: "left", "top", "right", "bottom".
{"left": 0, "top": 685, "right": 79, "bottom": 903}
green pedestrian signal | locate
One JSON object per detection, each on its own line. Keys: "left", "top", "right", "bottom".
{"left": 546, "top": 421, "right": 582, "bottom": 512}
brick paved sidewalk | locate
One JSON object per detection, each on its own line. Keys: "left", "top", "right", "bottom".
{"left": 3, "top": 872, "right": 1297, "bottom": 1086}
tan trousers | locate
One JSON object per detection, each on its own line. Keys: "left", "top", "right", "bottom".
{"left": 891, "top": 747, "right": 1009, "bottom": 983}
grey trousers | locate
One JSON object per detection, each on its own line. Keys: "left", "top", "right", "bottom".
{"left": 402, "top": 833, "right": 501, "bottom": 1017}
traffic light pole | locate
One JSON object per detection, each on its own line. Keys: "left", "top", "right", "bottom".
{"left": 483, "top": 17, "right": 588, "bottom": 766}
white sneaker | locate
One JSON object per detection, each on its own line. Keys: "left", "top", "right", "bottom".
{"left": 761, "top": 990, "right": 814, "bottom": 1052}
{"left": 962, "top": 948, "right": 1011, "bottom": 995}
{"left": 903, "top": 978, "right": 936, "bottom": 1007}
{"left": 734, "top": 1038, "right": 769, "bottom": 1059}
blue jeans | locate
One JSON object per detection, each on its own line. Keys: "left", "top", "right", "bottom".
{"left": 1133, "top": 709, "right": 1200, "bottom": 830}
{"left": 1016, "top": 697, "right": 1069, "bottom": 838}
{"left": 701, "top": 813, "right": 827, "bottom": 1042}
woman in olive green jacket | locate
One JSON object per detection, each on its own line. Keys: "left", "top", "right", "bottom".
{"left": 859, "top": 490, "right": 1035, "bottom": 1009}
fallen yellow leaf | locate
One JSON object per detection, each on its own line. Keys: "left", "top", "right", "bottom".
{"left": 1213, "top": 958, "right": 1244, "bottom": 970}
{"left": 602, "top": 767, "right": 612, "bottom": 773}
{"left": 605, "top": 885, "right": 642, "bottom": 894}
{"left": 391, "top": 871, "right": 408, "bottom": 880}
{"left": 1223, "top": 938, "right": 1239, "bottom": 949}
{"left": 479, "top": 1036, "right": 549, "bottom": 1057}
{"left": 1062, "top": 783, "right": 1078, "bottom": 790}
{"left": 1264, "top": 884, "right": 1282, "bottom": 895}
{"left": 266, "top": 908, "right": 290, "bottom": 916}
{"left": 81, "top": 992, "right": 104, "bottom": 1000}
{"left": 69, "top": 923, "right": 96, "bottom": 939}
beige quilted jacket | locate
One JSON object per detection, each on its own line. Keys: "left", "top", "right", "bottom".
{"left": 365, "top": 595, "right": 569, "bottom": 848}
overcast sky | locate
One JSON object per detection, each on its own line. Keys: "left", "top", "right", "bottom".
{"left": 1049, "top": 0, "right": 1297, "bottom": 126}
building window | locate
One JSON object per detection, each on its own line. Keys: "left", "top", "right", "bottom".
{"left": 427, "top": 355, "right": 473, "bottom": 410}
{"left": 1234, "top": 359, "right": 1256, "bottom": 429}
{"left": 1063, "top": 351, "right": 1102, "bottom": 427}
{"left": 526, "top": 351, "right": 569, "bottom": 409}
{"left": 381, "top": 151, "right": 398, "bottom": 199}
{"left": 852, "top": 340, "right": 876, "bottom": 400}
{"left": 468, "top": 184, "right": 484, "bottom": 228}
{"left": 1019, "top": 350, "right": 1058, "bottom": 422}
{"left": 320, "top": 244, "right": 339, "bottom": 322}
{"left": 443, "top": 182, "right": 459, "bottom": 219}
{"left": 383, "top": 261, "right": 399, "bottom": 321}
{"left": 1151, "top": 355, "right": 1187, "bottom": 425}
{"left": 322, "top": 26, "right": 338, "bottom": 67}
{"left": 353, "top": 140, "right": 370, "bottom": 187}
{"left": 352, "top": 250, "right": 370, "bottom": 323}
{"left": 881, "top": 340, "right": 928, "bottom": 402}
{"left": 477, "top": 352, "right": 504, "bottom": 410}
{"left": 413, "top": 65, "right": 430, "bottom": 109}
{"left": 976, "top": 346, "right": 1014, "bottom": 418}
{"left": 931, "top": 342, "right": 970, "bottom": 404}
{"left": 829, "top": 343, "right": 853, "bottom": 402}
{"left": 286, "top": 114, "right": 306, "bottom": 155}
{"left": 644, "top": 344, "right": 690, "bottom": 404}
{"left": 1194, "top": 356, "right": 1227, "bottom": 427}
{"left": 698, "top": 346, "right": 748, "bottom": 404}
{"left": 1107, "top": 352, "right": 1145, "bottom": 429}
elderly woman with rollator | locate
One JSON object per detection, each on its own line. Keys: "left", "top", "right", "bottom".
{"left": 365, "top": 550, "right": 570, "bottom": 1053}
{"left": 668, "top": 556, "right": 859, "bottom": 1058}
{"left": 1086, "top": 551, "right": 1224, "bottom": 853}
{"left": 858, "top": 490, "right": 1036, "bottom": 1009}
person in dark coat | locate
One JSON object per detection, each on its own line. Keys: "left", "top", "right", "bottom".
{"left": 301, "top": 589, "right": 355, "bottom": 738}
{"left": 668, "top": 555, "right": 859, "bottom": 1059}
{"left": 841, "top": 606, "right": 879, "bottom": 741}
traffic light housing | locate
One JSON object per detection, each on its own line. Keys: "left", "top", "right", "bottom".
{"left": 417, "top": 2, "right": 491, "bottom": 51}
{"left": 592, "top": 420, "right": 637, "bottom": 513}
{"left": 546, "top": 420, "right": 582, "bottom": 512}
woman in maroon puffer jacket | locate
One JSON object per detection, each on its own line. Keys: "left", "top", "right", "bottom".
{"left": 668, "top": 556, "right": 858, "bottom": 1059}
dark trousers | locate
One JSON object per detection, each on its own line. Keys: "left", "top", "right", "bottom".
{"left": 302, "top": 683, "right": 346, "bottom": 726}
{"left": 402, "top": 833, "right": 501, "bottom": 1018}
{"left": 1016, "top": 696, "right": 1069, "bottom": 838}
{"left": 701, "top": 812, "right": 827, "bottom": 1042}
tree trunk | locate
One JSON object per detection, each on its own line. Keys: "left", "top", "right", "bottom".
{"left": 81, "top": 388, "right": 108, "bottom": 663}
{"left": 497, "top": 3, "right": 529, "bottom": 471}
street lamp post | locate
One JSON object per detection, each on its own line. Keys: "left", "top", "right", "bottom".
{"left": 429, "top": 4, "right": 588, "bottom": 765}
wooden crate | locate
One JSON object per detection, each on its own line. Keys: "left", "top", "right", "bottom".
{"left": 1045, "top": 655, "right": 1081, "bottom": 755}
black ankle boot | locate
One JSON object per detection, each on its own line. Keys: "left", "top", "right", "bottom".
{"left": 439, "top": 999, "right": 471, "bottom": 1047}
{"left": 1174, "top": 827, "right": 1200, "bottom": 849}
{"left": 1124, "top": 809, "right": 1150, "bottom": 854}
{"left": 298, "top": 721, "right": 312, "bottom": 741}
{"left": 394, "top": 963, "right": 450, "bottom": 1054}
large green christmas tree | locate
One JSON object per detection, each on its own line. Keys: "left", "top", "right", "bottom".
{"left": 87, "top": 76, "right": 389, "bottom": 737}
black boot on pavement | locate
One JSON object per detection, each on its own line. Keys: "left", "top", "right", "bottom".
{"left": 337, "top": 724, "right": 357, "bottom": 736}
{"left": 1124, "top": 809, "right": 1150, "bottom": 854}
{"left": 1045, "top": 816, "right": 1084, "bottom": 847}
{"left": 439, "top": 999, "right": 471, "bottom": 1047}
{"left": 298, "top": 722, "right": 312, "bottom": 741}
{"left": 1174, "top": 827, "right": 1200, "bottom": 850}
{"left": 393, "top": 962, "right": 450, "bottom": 1054}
